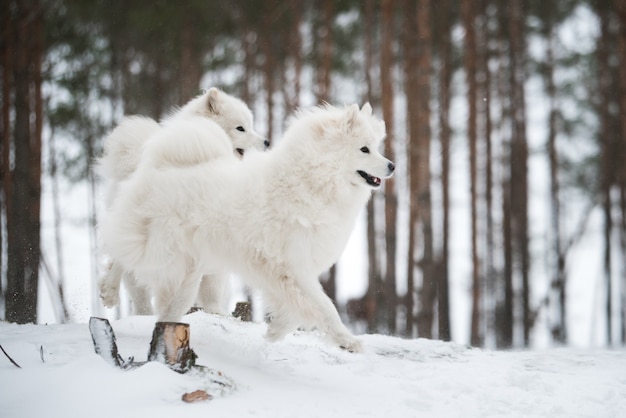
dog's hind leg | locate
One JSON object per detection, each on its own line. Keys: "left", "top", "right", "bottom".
{"left": 122, "top": 271, "right": 153, "bottom": 315}
{"left": 196, "top": 273, "right": 230, "bottom": 315}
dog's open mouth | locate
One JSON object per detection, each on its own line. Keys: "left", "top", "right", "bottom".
{"left": 357, "top": 170, "right": 382, "bottom": 187}
{"left": 236, "top": 148, "right": 244, "bottom": 156}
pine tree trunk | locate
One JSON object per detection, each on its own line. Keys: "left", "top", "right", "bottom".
{"left": 437, "top": 0, "right": 452, "bottom": 342}
{"left": 363, "top": 0, "right": 381, "bottom": 333}
{"left": 462, "top": 0, "right": 482, "bottom": 347}
{"left": 597, "top": 2, "right": 614, "bottom": 345}
{"left": 415, "top": 0, "right": 435, "bottom": 339}
{"left": 509, "top": 0, "right": 530, "bottom": 347}
{"left": 402, "top": 0, "right": 417, "bottom": 337}
{"left": 0, "top": 0, "right": 12, "bottom": 303}
{"left": 6, "top": 0, "right": 42, "bottom": 324}
{"left": 381, "top": 0, "right": 397, "bottom": 335}
{"left": 179, "top": 2, "right": 201, "bottom": 104}
{"left": 616, "top": 0, "right": 626, "bottom": 345}
{"left": 478, "top": 0, "right": 494, "bottom": 347}
{"left": 496, "top": 3, "right": 514, "bottom": 349}
{"left": 544, "top": 20, "right": 566, "bottom": 344}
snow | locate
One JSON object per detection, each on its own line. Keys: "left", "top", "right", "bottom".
{"left": 1, "top": 313, "right": 624, "bottom": 418}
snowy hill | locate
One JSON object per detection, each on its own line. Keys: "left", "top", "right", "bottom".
{"left": 1, "top": 313, "right": 624, "bottom": 418}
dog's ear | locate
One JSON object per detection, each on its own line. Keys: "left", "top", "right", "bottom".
{"left": 206, "top": 87, "right": 221, "bottom": 114}
{"left": 360, "top": 102, "right": 372, "bottom": 116}
{"left": 342, "top": 104, "right": 360, "bottom": 133}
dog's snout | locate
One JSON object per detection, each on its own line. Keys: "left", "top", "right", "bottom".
{"left": 388, "top": 161, "right": 395, "bottom": 173}
{"left": 264, "top": 139, "right": 270, "bottom": 149}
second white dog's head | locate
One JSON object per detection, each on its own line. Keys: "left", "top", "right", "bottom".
{"left": 178, "top": 87, "right": 269, "bottom": 157}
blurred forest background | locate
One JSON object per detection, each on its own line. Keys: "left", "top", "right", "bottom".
{"left": 2, "top": 0, "right": 626, "bottom": 349}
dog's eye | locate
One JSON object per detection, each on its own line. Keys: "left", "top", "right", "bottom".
{"left": 360, "top": 146, "right": 370, "bottom": 154}
{"left": 236, "top": 126, "right": 245, "bottom": 132}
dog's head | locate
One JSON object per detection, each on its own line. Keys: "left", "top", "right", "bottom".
{"left": 305, "top": 103, "right": 394, "bottom": 189}
{"left": 183, "top": 87, "right": 269, "bottom": 158}
{"left": 345, "top": 103, "right": 394, "bottom": 189}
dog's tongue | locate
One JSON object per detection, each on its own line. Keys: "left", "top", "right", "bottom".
{"left": 374, "top": 176, "right": 381, "bottom": 185}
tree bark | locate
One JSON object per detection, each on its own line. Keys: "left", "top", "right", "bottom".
{"left": 543, "top": 19, "right": 566, "bottom": 344}
{"left": 616, "top": 0, "right": 626, "bottom": 345}
{"left": 509, "top": 0, "right": 530, "bottom": 347}
{"left": 478, "top": 0, "right": 494, "bottom": 347}
{"left": 403, "top": 0, "right": 417, "bottom": 337}
{"left": 0, "top": 0, "right": 13, "bottom": 303}
{"left": 363, "top": 0, "right": 382, "bottom": 333}
{"left": 495, "top": 1, "right": 514, "bottom": 349}
{"left": 437, "top": 0, "right": 452, "bottom": 342}
{"left": 415, "top": 0, "right": 435, "bottom": 339}
{"left": 148, "top": 322, "right": 197, "bottom": 373}
{"left": 381, "top": 0, "right": 397, "bottom": 335}
{"left": 596, "top": 1, "right": 615, "bottom": 345}
{"left": 179, "top": 2, "right": 201, "bottom": 104}
{"left": 6, "top": 0, "right": 43, "bottom": 324}
{"left": 462, "top": 0, "right": 482, "bottom": 347}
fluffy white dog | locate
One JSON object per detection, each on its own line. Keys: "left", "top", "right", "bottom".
{"left": 99, "top": 103, "right": 394, "bottom": 352}
{"left": 98, "top": 88, "right": 267, "bottom": 314}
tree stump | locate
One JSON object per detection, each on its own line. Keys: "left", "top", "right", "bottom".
{"left": 232, "top": 301, "right": 252, "bottom": 322}
{"left": 147, "top": 322, "right": 197, "bottom": 373}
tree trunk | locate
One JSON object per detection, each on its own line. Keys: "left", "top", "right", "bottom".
{"left": 148, "top": 322, "right": 197, "bottom": 373}
{"left": 381, "top": 0, "right": 397, "bottom": 335}
{"left": 495, "top": 1, "right": 514, "bottom": 349}
{"left": 437, "top": 0, "right": 452, "bottom": 342}
{"left": 509, "top": 0, "right": 530, "bottom": 347}
{"left": 6, "top": 0, "right": 43, "bottom": 324}
{"left": 363, "top": 0, "right": 382, "bottom": 333}
{"left": 179, "top": 2, "right": 201, "bottom": 104}
{"left": 462, "top": 0, "right": 482, "bottom": 347}
{"left": 478, "top": 0, "right": 494, "bottom": 347}
{"left": 0, "top": 0, "right": 12, "bottom": 304}
{"left": 47, "top": 118, "right": 69, "bottom": 323}
{"left": 544, "top": 20, "right": 566, "bottom": 344}
{"left": 415, "top": 0, "right": 435, "bottom": 339}
{"left": 597, "top": 2, "right": 615, "bottom": 345}
{"left": 317, "top": 0, "right": 333, "bottom": 104}
{"left": 616, "top": 0, "right": 626, "bottom": 345}
{"left": 403, "top": 0, "right": 417, "bottom": 337}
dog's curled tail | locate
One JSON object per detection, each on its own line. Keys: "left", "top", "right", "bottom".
{"left": 97, "top": 116, "right": 160, "bottom": 182}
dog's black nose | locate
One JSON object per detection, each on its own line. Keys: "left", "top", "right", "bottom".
{"left": 388, "top": 162, "right": 395, "bottom": 173}
{"left": 264, "top": 140, "right": 270, "bottom": 149}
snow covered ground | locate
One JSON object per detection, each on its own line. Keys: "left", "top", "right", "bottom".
{"left": 1, "top": 313, "right": 624, "bottom": 418}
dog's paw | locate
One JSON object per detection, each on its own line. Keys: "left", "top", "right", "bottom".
{"left": 98, "top": 281, "right": 120, "bottom": 308}
{"left": 264, "top": 327, "right": 287, "bottom": 343}
{"left": 338, "top": 337, "right": 364, "bottom": 353}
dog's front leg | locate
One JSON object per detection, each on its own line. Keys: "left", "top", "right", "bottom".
{"left": 265, "top": 275, "right": 363, "bottom": 352}
{"left": 98, "top": 261, "right": 124, "bottom": 308}
{"left": 311, "top": 287, "right": 363, "bottom": 353}
{"left": 153, "top": 273, "right": 203, "bottom": 322}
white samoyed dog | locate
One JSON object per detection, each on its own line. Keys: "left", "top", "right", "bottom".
{"left": 98, "top": 87, "right": 267, "bottom": 315}
{"left": 99, "top": 103, "right": 394, "bottom": 352}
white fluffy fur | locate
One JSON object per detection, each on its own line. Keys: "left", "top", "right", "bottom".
{"left": 99, "top": 103, "right": 393, "bottom": 352}
{"left": 97, "top": 88, "right": 266, "bottom": 315}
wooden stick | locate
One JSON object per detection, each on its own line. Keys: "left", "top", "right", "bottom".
{"left": 0, "top": 344, "right": 22, "bottom": 368}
